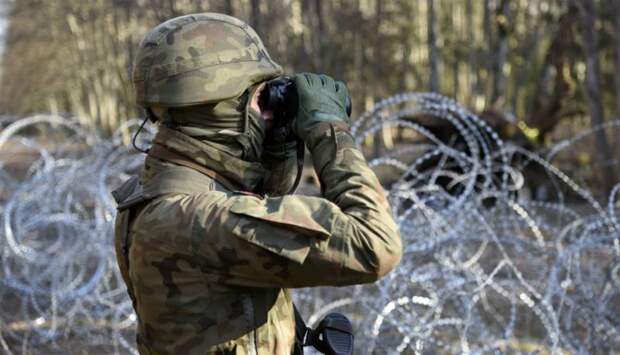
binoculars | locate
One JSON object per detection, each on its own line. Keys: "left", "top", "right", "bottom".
{"left": 258, "top": 77, "right": 352, "bottom": 142}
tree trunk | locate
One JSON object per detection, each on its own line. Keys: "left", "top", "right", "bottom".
{"left": 450, "top": 2, "right": 458, "bottom": 99}
{"left": 313, "top": 0, "right": 324, "bottom": 69}
{"left": 613, "top": 0, "right": 620, "bottom": 116}
{"left": 398, "top": 1, "right": 412, "bottom": 93}
{"left": 224, "top": 0, "right": 234, "bottom": 16}
{"left": 477, "top": 0, "right": 493, "bottom": 105}
{"left": 373, "top": 0, "right": 385, "bottom": 156}
{"left": 250, "top": 0, "right": 261, "bottom": 36}
{"left": 299, "top": 0, "right": 312, "bottom": 69}
{"left": 300, "top": 0, "right": 323, "bottom": 70}
{"left": 356, "top": 0, "right": 368, "bottom": 115}
{"left": 527, "top": 5, "right": 576, "bottom": 141}
{"left": 511, "top": 0, "right": 539, "bottom": 114}
{"left": 374, "top": 0, "right": 384, "bottom": 89}
{"left": 577, "top": 0, "right": 617, "bottom": 193}
{"left": 490, "top": 0, "right": 510, "bottom": 107}
{"left": 465, "top": 0, "right": 475, "bottom": 106}
{"left": 427, "top": 0, "right": 440, "bottom": 93}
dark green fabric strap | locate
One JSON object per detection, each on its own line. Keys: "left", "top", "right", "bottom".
{"left": 286, "top": 138, "right": 305, "bottom": 195}
{"left": 293, "top": 304, "right": 308, "bottom": 355}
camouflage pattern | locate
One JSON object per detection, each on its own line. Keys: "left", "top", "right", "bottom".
{"left": 132, "top": 13, "right": 283, "bottom": 108}
{"left": 260, "top": 141, "right": 299, "bottom": 196}
{"left": 113, "top": 122, "right": 403, "bottom": 354}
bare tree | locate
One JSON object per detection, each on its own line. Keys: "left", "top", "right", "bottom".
{"left": 299, "top": 0, "right": 325, "bottom": 71}
{"left": 250, "top": 0, "right": 262, "bottom": 38}
{"left": 527, "top": 5, "right": 579, "bottom": 141}
{"left": 465, "top": 0, "right": 475, "bottom": 106}
{"left": 612, "top": 0, "right": 620, "bottom": 115}
{"left": 224, "top": 0, "right": 234, "bottom": 15}
{"left": 398, "top": 1, "right": 413, "bottom": 92}
{"left": 575, "top": 0, "right": 617, "bottom": 193}
{"left": 427, "top": 0, "right": 440, "bottom": 92}
{"left": 490, "top": 0, "right": 511, "bottom": 106}
{"left": 311, "top": 0, "right": 325, "bottom": 69}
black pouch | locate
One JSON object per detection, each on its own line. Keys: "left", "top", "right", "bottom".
{"left": 294, "top": 306, "right": 354, "bottom": 355}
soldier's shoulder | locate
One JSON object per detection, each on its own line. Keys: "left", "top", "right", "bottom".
{"left": 112, "top": 176, "right": 146, "bottom": 211}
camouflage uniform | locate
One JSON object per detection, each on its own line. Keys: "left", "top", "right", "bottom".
{"left": 113, "top": 13, "right": 402, "bottom": 355}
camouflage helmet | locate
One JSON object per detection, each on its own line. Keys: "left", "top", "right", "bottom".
{"left": 132, "top": 13, "right": 283, "bottom": 108}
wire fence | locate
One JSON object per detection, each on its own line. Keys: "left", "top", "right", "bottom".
{"left": 0, "top": 94, "right": 618, "bottom": 354}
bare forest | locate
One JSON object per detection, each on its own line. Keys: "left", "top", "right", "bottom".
{"left": 1, "top": 1, "right": 619, "bottom": 354}
{"left": 2, "top": 0, "right": 620, "bottom": 194}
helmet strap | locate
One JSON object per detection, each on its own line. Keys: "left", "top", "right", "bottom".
{"left": 132, "top": 113, "right": 151, "bottom": 154}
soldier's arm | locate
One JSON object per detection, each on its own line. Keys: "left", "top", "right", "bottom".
{"left": 201, "top": 122, "right": 401, "bottom": 288}
{"left": 194, "top": 72, "right": 401, "bottom": 287}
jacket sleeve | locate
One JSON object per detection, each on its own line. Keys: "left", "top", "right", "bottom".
{"left": 197, "top": 123, "right": 402, "bottom": 288}
{"left": 259, "top": 141, "right": 299, "bottom": 196}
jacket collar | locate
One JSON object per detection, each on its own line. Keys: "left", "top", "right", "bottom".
{"left": 148, "top": 126, "right": 268, "bottom": 192}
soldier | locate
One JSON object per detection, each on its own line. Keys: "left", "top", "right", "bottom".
{"left": 113, "top": 13, "right": 402, "bottom": 355}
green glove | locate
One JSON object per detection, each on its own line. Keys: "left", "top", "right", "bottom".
{"left": 292, "top": 73, "right": 351, "bottom": 141}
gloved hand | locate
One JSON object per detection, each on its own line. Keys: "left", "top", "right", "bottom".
{"left": 292, "top": 73, "right": 351, "bottom": 141}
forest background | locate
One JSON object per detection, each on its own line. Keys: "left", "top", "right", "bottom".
{"left": 1, "top": 0, "right": 619, "bottom": 197}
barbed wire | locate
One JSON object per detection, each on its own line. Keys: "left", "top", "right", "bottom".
{"left": 0, "top": 94, "right": 618, "bottom": 354}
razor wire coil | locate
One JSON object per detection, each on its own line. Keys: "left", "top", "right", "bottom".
{"left": 0, "top": 94, "right": 618, "bottom": 354}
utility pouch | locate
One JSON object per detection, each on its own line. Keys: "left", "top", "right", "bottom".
{"left": 294, "top": 305, "right": 354, "bottom": 355}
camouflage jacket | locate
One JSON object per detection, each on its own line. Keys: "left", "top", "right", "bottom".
{"left": 112, "top": 124, "right": 402, "bottom": 354}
